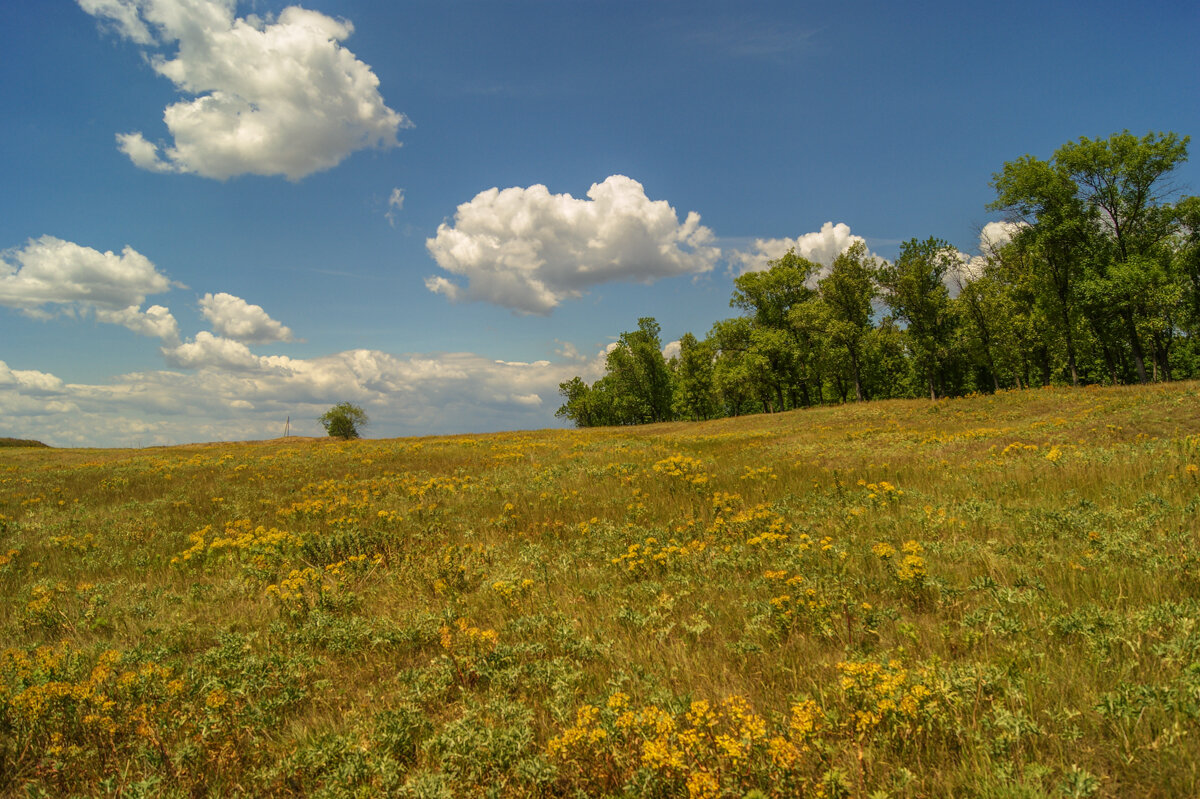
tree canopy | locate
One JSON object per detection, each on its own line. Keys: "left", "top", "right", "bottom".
{"left": 558, "top": 130, "right": 1198, "bottom": 427}
{"left": 320, "top": 402, "right": 369, "bottom": 439}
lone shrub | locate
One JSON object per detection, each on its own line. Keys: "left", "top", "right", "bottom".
{"left": 320, "top": 402, "right": 368, "bottom": 439}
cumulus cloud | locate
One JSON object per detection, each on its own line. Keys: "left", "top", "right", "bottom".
{"left": 80, "top": 0, "right": 409, "bottom": 180}
{"left": 95, "top": 304, "right": 180, "bottom": 342}
{"left": 731, "top": 221, "right": 866, "bottom": 275}
{"left": 0, "top": 235, "right": 180, "bottom": 340}
{"left": 0, "top": 361, "right": 67, "bottom": 395}
{"left": 425, "top": 175, "right": 720, "bottom": 314}
{"left": 162, "top": 331, "right": 272, "bottom": 371}
{"left": 199, "top": 292, "right": 293, "bottom": 344}
{"left": 947, "top": 221, "right": 1029, "bottom": 290}
{"left": 979, "top": 220, "right": 1025, "bottom": 255}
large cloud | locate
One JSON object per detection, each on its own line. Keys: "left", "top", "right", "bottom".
{"left": 79, "top": 0, "right": 409, "bottom": 180}
{"left": 200, "top": 292, "right": 293, "bottom": 344}
{"left": 425, "top": 175, "right": 720, "bottom": 315}
{"left": 0, "top": 235, "right": 179, "bottom": 341}
{"left": 731, "top": 221, "right": 866, "bottom": 275}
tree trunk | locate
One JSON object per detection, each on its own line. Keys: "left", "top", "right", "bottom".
{"left": 1053, "top": 279, "right": 1080, "bottom": 386}
{"left": 1124, "top": 309, "right": 1148, "bottom": 383}
{"left": 850, "top": 350, "right": 864, "bottom": 402}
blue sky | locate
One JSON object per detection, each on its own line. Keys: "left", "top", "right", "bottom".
{"left": 1, "top": 0, "right": 1197, "bottom": 446}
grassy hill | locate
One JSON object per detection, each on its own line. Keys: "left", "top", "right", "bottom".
{"left": 2, "top": 383, "right": 1199, "bottom": 797}
{"left": 0, "top": 437, "right": 48, "bottom": 448}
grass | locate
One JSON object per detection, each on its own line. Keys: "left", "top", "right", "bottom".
{"left": 1, "top": 382, "right": 1199, "bottom": 797}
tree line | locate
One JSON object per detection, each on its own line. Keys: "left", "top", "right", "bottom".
{"left": 556, "top": 131, "right": 1200, "bottom": 426}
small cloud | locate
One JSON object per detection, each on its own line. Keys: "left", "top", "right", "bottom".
{"left": 199, "top": 292, "right": 293, "bottom": 345}
{"left": 555, "top": 341, "right": 585, "bottom": 362}
{"left": 95, "top": 303, "right": 180, "bottom": 343}
{"left": 386, "top": 187, "right": 405, "bottom": 226}
{"left": 731, "top": 221, "right": 867, "bottom": 276}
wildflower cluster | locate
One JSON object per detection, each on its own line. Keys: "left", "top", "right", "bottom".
{"left": 652, "top": 455, "right": 711, "bottom": 486}
{"left": 548, "top": 692, "right": 827, "bottom": 797}
{"left": 438, "top": 617, "right": 500, "bottom": 685}
{"left": 1, "top": 644, "right": 183, "bottom": 785}
{"left": 716, "top": 503, "right": 790, "bottom": 545}
{"left": 836, "top": 658, "right": 945, "bottom": 740}
{"left": 172, "top": 519, "right": 303, "bottom": 569}
{"left": 612, "top": 537, "right": 707, "bottom": 576}
{"left": 491, "top": 577, "right": 536, "bottom": 610}
{"left": 874, "top": 539, "right": 928, "bottom": 587}
{"left": 858, "top": 478, "right": 903, "bottom": 504}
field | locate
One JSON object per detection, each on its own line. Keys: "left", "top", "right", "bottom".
{"left": 2, "top": 383, "right": 1200, "bottom": 798}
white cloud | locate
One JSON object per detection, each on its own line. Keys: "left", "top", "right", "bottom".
{"left": 81, "top": 0, "right": 409, "bottom": 180}
{"left": 662, "top": 340, "right": 681, "bottom": 361}
{"left": 95, "top": 304, "right": 180, "bottom": 343}
{"left": 0, "top": 345, "right": 603, "bottom": 447}
{"left": 947, "top": 221, "right": 1029, "bottom": 291}
{"left": 78, "top": 0, "right": 154, "bottom": 43}
{"left": 0, "top": 236, "right": 180, "bottom": 340}
{"left": 199, "top": 292, "right": 293, "bottom": 344}
{"left": 0, "top": 361, "right": 67, "bottom": 395}
{"left": 386, "top": 187, "right": 405, "bottom": 226}
{"left": 162, "top": 331, "right": 272, "bottom": 371}
{"left": 426, "top": 175, "right": 720, "bottom": 314}
{"left": 1, "top": 235, "right": 172, "bottom": 310}
{"left": 732, "top": 221, "right": 866, "bottom": 275}
{"left": 979, "top": 220, "right": 1025, "bottom": 255}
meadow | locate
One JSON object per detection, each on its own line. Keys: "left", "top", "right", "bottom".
{"left": 2, "top": 382, "right": 1199, "bottom": 798}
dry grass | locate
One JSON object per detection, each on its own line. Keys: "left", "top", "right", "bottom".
{"left": 1, "top": 382, "right": 1199, "bottom": 797}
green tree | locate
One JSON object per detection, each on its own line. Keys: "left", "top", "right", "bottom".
{"left": 817, "top": 240, "right": 878, "bottom": 401}
{"left": 1058, "top": 131, "right": 1189, "bottom": 382}
{"left": 992, "top": 131, "right": 1191, "bottom": 384}
{"left": 876, "top": 237, "right": 957, "bottom": 399}
{"left": 555, "top": 376, "right": 600, "bottom": 427}
{"left": 990, "top": 154, "right": 1090, "bottom": 384}
{"left": 671, "top": 333, "right": 719, "bottom": 421}
{"left": 731, "top": 249, "right": 821, "bottom": 408}
{"left": 605, "top": 317, "right": 675, "bottom": 424}
{"left": 319, "top": 402, "right": 368, "bottom": 439}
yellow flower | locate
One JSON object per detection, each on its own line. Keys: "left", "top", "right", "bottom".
{"left": 686, "top": 769, "right": 720, "bottom": 799}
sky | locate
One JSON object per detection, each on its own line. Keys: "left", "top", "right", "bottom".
{"left": 1, "top": 0, "right": 1198, "bottom": 447}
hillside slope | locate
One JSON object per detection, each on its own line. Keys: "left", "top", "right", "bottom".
{"left": 2, "top": 382, "right": 1199, "bottom": 797}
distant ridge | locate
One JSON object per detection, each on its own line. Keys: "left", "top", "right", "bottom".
{"left": 0, "top": 437, "right": 49, "bottom": 448}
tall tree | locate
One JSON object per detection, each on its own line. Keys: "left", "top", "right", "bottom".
{"left": 605, "top": 317, "right": 675, "bottom": 424}
{"left": 671, "top": 332, "right": 719, "bottom": 420}
{"left": 817, "top": 240, "right": 878, "bottom": 401}
{"left": 876, "top": 238, "right": 957, "bottom": 399}
{"left": 993, "top": 131, "right": 1191, "bottom": 384}
{"left": 990, "top": 155, "right": 1090, "bottom": 385}
{"left": 730, "top": 249, "right": 820, "bottom": 407}
{"left": 1058, "top": 132, "right": 1190, "bottom": 382}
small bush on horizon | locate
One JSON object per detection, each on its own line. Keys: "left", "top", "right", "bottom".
{"left": 320, "top": 402, "right": 369, "bottom": 439}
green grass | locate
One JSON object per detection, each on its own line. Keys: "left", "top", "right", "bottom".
{"left": 1, "top": 382, "right": 1199, "bottom": 797}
